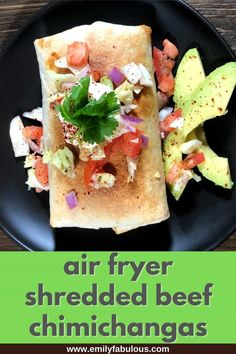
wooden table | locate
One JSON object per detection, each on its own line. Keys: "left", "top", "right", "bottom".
{"left": 0, "top": 0, "right": 235, "bottom": 251}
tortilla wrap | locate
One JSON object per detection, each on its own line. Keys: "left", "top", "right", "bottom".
{"left": 34, "top": 21, "right": 169, "bottom": 231}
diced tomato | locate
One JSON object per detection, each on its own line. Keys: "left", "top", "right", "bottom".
{"left": 23, "top": 126, "right": 43, "bottom": 145}
{"left": 110, "top": 131, "right": 143, "bottom": 158}
{"left": 107, "top": 130, "right": 143, "bottom": 158}
{"left": 158, "top": 73, "right": 175, "bottom": 94}
{"left": 66, "top": 42, "right": 89, "bottom": 69}
{"left": 166, "top": 153, "right": 205, "bottom": 185}
{"left": 35, "top": 158, "right": 48, "bottom": 187}
{"left": 84, "top": 144, "right": 112, "bottom": 188}
{"left": 101, "top": 143, "right": 113, "bottom": 164}
{"left": 153, "top": 47, "right": 175, "bottom": 97}
{"left": 160, "top": 108, "right": 182, "bottom": 133}
{"left": 123, "top": 129, "right": 142, "bottom": 142}
{"left": 83, "top": 130, "right": 144, "bottom": 188}
{"left": 121, "top": 129, "right": 143, "bottom": 158}
{"left": 91, "top": 69, "right": 101, "bottom": 82}
{"left": 84, "top": 159, "right": 99, "bottom": 189}
{"left": 110, "top": 136, "right": 123, "bottom": 153}
{"left": 162, "top": 39, "right": 179, "bottom": 60}
{"left": 182, "top": 152, "right": 205, "bottom": 170}
{"left": 153, "top": 47, "right": 168, "bottom": 81}
{"left": 166, "top": 163, "right": 183, "bottom": 184}
{"left": 122, "top": 139, "right": 142, "bottom": 158}
{"left": 165, "top": 58, "right": 175, "bottom": 70}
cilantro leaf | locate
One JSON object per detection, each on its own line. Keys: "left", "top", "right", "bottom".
{"left": 59, "top": 77, "right": 120, "bottom": 144}
{"left": 73, "top": 92, "right": 119, "bottom": 118}
{"left": 71, "top": 77, "right": 90, "bottom": 109}
{"left": 78, "top": 115, "right": 119, "bottom": 144}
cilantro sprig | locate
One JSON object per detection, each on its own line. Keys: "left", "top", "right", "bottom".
{"left": 59, "top": 77, "right": 120, "bottom": 144}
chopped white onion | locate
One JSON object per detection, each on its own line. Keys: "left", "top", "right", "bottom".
{"left": 191, "top": 172, "right": 202, "bottom": 182}
{"left": 54, "top": 56, "right": 68, "bottom": 69}
{"left": 54, "top": 56, "right": 90, "bottom": 78}
{"left": 133, "top": 86, "right": 142, "bottom": 95}
{"left": 122, "top": 62, "right": 153, "bottom": 87}
{"left": 127, "top": 156, "right": 139, "bottom": 182}
{"left": 180, "top": 139, "right": 202, "bottom": 154}
{"left": 159, "top": 106, "right": 173, "bottom": 121}
{"left": 24, "top": 154, "right": 38, "bottom": 169}
{"left": 79, "top": 140, "right": 106, "bottom": 162}
{"left": 173, "top": 170, "right": 192, "bottom": 194}
{"left": 91, "top": 173, "right": 116, "bottom": 189}
{"left": 160, "top": 131, "right": 166, "bottom": 139}
{"left": 130, "top": 138, "right": 140, "bottom": 144}
{"left": 121, "top": 104, "right": 138, "bottom": 114}
{"left": 154, "top": 171, "right": 161, "bottom": 180}
{"left": 169, "top": 117, "right": 184, "bottom": 129}
{"left": 22, "top": 107, "right": 43, "bottom": 122}
{"left": 9, "top": 116, "right": 30, "bottom": 157}
{"left": 122, "top": 62, "right": 141, "bottom": 84}
{"left": 89, "top": 80, "right": 112, "bottom": 100}
{"left": 138, "top": 64, "right": 153, "bottom": 87}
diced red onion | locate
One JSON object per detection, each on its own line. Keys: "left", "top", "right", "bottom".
{"left": 65, "top": 190, "right": 78, "bottom": 209}
{"left": 126, "top": 124, "right": 136, "bottom": 132}
{"left": 141, "top": 135, "right": 149, "bottom": 147}
{"left": 121, "top": 115, "right": 143, "bottom": 124}
{"left": 61, "top": 82, "right": 76, "bottom": 91}
{"left": 78, "top": 64, "right": 90, "bottom": 79}
{"left": 27, "top": 139, "right": 42, "bottom": 155}
{"left": 121, "top": 122, "right": 136, "bottom": 133}
{"left": 108, "top": 67, "right": 125, "bottom": 86}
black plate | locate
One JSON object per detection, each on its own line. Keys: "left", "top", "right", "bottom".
{"left": 0, "top": 0, "right": 235, "bottom": 251}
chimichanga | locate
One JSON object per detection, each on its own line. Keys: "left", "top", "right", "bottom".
{"left": 34, "top": 21, "right": 169, "bottom": 232}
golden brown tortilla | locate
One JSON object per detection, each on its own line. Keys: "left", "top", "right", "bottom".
{"left": 34, "top": 22, "right": 169, "bottom": 231}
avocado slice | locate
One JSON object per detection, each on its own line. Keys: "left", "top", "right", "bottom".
{"left": 163, "top": 129, "right": 184, "bottom": 200}
{"left": 163, "top": 48, "right": 206, "bottom": 200}
{"left": 189, "top": 128, "right": 233, "bottom": 189}
{"left": 174, "top": 48, "right": 205, "bottom": 109}
{"left": 183, "top": 62, "right": 236, "bottom": 138}
{"left": 198, "top": 146, "right": 233, "bottom": 189}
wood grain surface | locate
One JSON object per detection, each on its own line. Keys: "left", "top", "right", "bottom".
{"left": 0, "top": 0, "right": 235, "bottom": 251}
